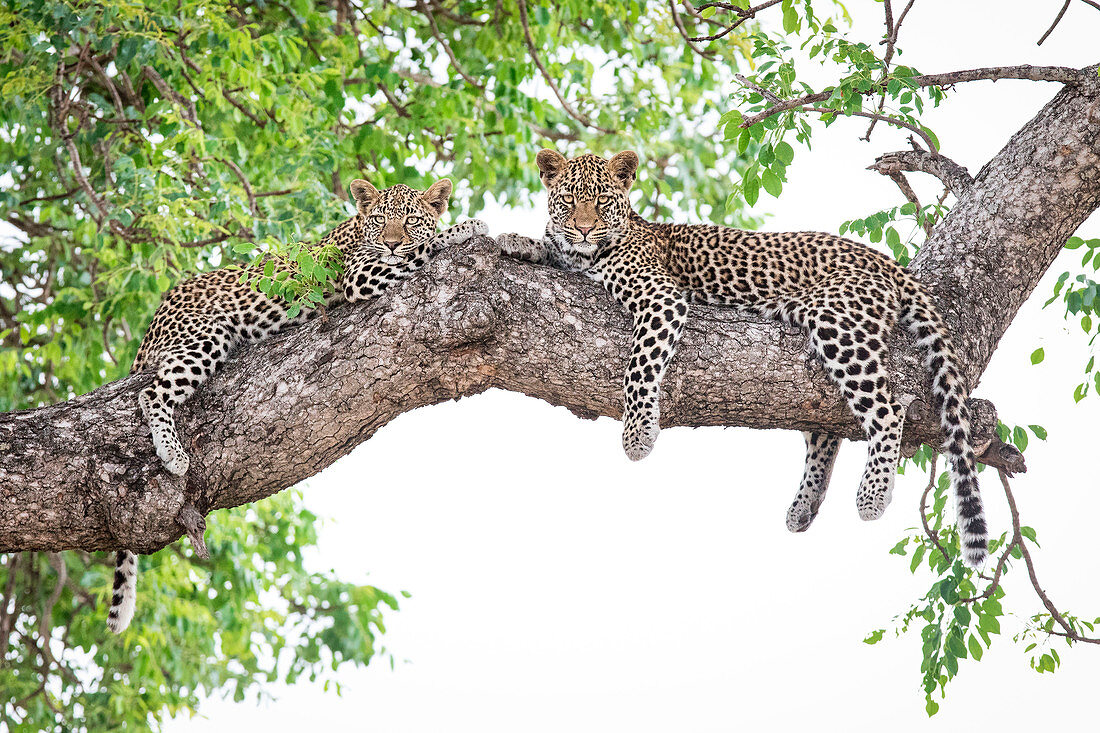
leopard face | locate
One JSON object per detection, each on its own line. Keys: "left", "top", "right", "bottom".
{"left": 349, "top": 179, "right": 452, "bottom": 265}
{"left": 536, "top": 150, "right": 639, "bottom": 255}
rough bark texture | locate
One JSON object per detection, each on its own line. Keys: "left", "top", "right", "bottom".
{"left": 2, "top": 67, "right": 1098, "bottom": 555}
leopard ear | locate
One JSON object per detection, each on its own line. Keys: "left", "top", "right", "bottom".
{"left": 349, "top": 179, "right": 380, "bottom": 213}
{"left": 608, "top": 151, "right": 639, "bottom": 191}
{"left": 536, "top": 148, "right": 568, "bottom": 187}
{"left": 421, "top": 178, "right": 452, "bottom": 218}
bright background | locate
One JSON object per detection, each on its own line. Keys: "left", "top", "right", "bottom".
{"left": 170, "top": 3, "right": 1100, "bottom": 730}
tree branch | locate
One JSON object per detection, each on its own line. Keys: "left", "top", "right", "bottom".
{"left": 517, "top": 0, "right": 616, "bottom": 135}
{"left": 739, "top": 64, "right": 1089, "bottom": 129}
{"left": 3, "top": 67, "right": 1099, "bottom": 564}
{"left": 867, "top": 149, "right": 974, "bottom": 198}
{"left": 415, "top": 0, "right": 486, "bottom": 92}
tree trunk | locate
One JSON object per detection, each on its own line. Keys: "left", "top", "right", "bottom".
{"left": 1, "top": 68, "right": 1097, "bottom": 555}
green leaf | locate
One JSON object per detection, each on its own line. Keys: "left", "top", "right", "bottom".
{"left": 864, "top": 629, "right": 885, "bottom": 645}
{"left": 1029, "top": 424, "right": 1048, "bottom": 440}
{"left": 775, "top": 141, "right": 795, "bottom": 165}
{"left": 968, "top": 634, "right": 983, "bottom": 661}
{"left": 743, "top": 175, "right": 760, "bottom": 206}
{"left": 1030, "top": 347, "right": 1045, "bottom": 364}
{"left": 1066, "top": 236, "right": 1085, "bottom": 249}
{"left": 761, "top": 169, "right": 783, "bottom": 197}
{"left": 1012, "top": 426, "right": 1028, "bottom": 452}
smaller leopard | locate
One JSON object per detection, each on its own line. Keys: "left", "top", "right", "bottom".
{"left": 108, "top": 177, "right": 487, "bottom": 633}
{"left": 497, "top": 149, "right": 987, "bottom": 569}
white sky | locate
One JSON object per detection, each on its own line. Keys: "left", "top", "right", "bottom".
{"left": 167, "top": 2, "right": 1100, "bottom": 731}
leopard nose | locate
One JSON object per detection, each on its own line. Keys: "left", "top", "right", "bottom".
{"left": 382, "top": 237, "right": 402, "bottom": 248}
{"left": 576, "top": 224, "right": 594, "bottom": 236}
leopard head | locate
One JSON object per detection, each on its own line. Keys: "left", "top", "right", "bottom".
{"left": 536, "top": 149, "right": 639, "bottom": 254}
{"left": 348, "top": 178, "right": 453, "bottom": 265}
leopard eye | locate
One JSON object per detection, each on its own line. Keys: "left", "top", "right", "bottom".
{"left": 370, "top": 214, "right": 385, "bottom": 225}
{"left": 561, "top": 194, "right": 575, "bottom": 204}
{"left": 405, "top": 216, "right": 423, "bottom": 226}
{"left": 597, "top": 195, "right": 611, "bottom": 205}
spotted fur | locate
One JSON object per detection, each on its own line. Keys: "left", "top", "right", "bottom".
{"left": 498, "top": 150, "right": 987, "bottom": 568}
{"left": 109, "top": 179, "right": 488, "bottom": 633}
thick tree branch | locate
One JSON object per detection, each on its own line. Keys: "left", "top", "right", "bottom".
{"left": 3, "top": 68, "right": 1099, "bottom": 557}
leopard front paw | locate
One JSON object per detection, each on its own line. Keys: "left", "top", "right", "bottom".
{"left": 786, "top": 498, "right": 818, "bottom": 533}
{"left": 496, "top": 232, "right": 523, "bottom": 258}
{"left": 855, "top": 485, "right": 891, "bottom": 521}
{"left": 622, "top": 412, "right": 660, "bottom": 462}
{"left": 162, "top": 449, "right": 190, "bottom": 476}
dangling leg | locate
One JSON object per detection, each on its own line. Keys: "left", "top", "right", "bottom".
{"left": 140, "top": 335, "right": 231, "bottom": 475}
{"left": 806, "top": 293, "right": 905, "bottom": 521}
{"left": 618, "top": 279, "right": 690, "bottom": 461}
{"left": 786, "top": 432, "right": 842, "bottom": 532}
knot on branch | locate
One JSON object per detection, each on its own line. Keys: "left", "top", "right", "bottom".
{"left": 176, "top": 502, "right": 209, "bottom": 558}
{"left": 408, "top": 235, "right": 503, "bottom": 349}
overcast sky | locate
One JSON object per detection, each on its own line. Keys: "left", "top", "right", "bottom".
{"left": 170, "top": 2, "right": 1100, "bottom": 730}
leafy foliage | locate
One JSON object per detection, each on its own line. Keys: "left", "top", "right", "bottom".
{"left": 0, "top": 490, "right": 398, "bottom": 731}
{"left": 0, "top": 0, "right": 763, "bottom": 727}
{"left": 0, "top": 0, "right": 759, "bottom": 411}
{"left": 1044, "top": 236, "right": 1100, "bottom": 401}
{"left": 709, "top": 0, "right": 1100, "bottom": 716}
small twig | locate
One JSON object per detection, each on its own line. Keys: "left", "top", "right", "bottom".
{"left": 221, "top": 89, "right": 267, "bottom": 127}
{"left": 918, "top": 453, "right": 950, "bottom": 562}
{"left": 1004, "top": 468, "right": 1100, "bottom": 644}
{"left": 415, "top": 0, "right": 486, "bottom": 92}
{"left": 378, "top": 80, "right": 412, "bottom": 118}
{"left": 217, "top": 158, "right": 258, "bottom": 215}
{"left": 886, "top": 171, "right": 933, "bottom": 236}
{"left": 0, "top": 552, "right": 21, "bottom": 659}
{"left": 688, "top": 0, "right": 783, "bottom": 42}
{"left": 670, "top": 1, "right": 716, "bottom": 59}
{"left": 863, "top": 0, "right": 916, "bottom": 140}
{"left": 1037, "top": 0, "right": 1072, "bottom": 45}
{"left": 517, "top": 0, "right": 615, "bottom": 134}
{"left": 140, "top": 65, "right": 198, "bottom": 126}
{"left": 804, "top": 106, "right": 938, "bottom": 153}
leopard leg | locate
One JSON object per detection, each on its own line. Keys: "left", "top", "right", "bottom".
{"left": 615, "top": 277, "right": 690, "bottom": 461}
{"left": 140, "top": 327, "right": 234, "bottom": 475}
{"left": 806, "top": 298, "right": 905, "bottom": 521}
{"left": 786, "top": 432, "right": 842, "bottom": 532}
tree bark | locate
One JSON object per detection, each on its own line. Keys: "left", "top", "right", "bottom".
{"left": 1, "top": 68, "right": 1097, "bottom": 555}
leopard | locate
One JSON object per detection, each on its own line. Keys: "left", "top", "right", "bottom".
{"left": 107, "top": 177, "right": 488, "bottom": 633}
{"left": 496, "top": 148, "right": 988, "bottom": 569}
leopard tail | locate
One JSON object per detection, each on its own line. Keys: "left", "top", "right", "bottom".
{"left": 898, "top": 277, "right": 988, "bottom": 568}
{"left": 106, "top": 550, "right": 138, "bottom": 633}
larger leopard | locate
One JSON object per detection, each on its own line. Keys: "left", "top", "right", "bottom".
{"left": 108, "top": 178, "right": 487, "bottom": 633}
{"left": 497, "top": 149, "right": 987, "bottom": 568}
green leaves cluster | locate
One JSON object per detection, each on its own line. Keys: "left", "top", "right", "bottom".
{"left": 1043, "top": 236, "right": 1100, "bottom": 401}
{"left": 719, "top": 0, "right": 947, "bottom": 211}
{"left": 872, "top": 465, "right": 1014, "bottom": 717}
{"left": 839, "top": 202, "right": 945, "bottom": 265}
{"left": 1, "top": 0, "right": 761, "bottom": 412}
{"left": 0, "top": 490, "right": 398, "bottom": 732}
